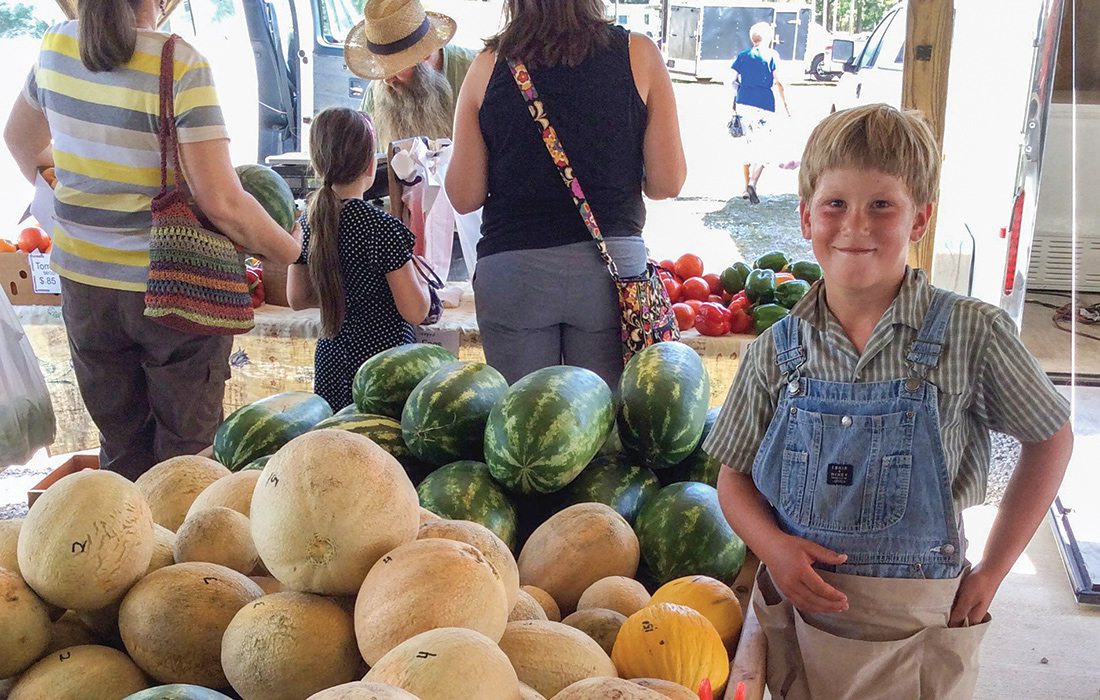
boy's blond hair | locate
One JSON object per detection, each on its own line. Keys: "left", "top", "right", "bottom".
{"left": 798, "top": 103, "right": 941, "bottom": 206}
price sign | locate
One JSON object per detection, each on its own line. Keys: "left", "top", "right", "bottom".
{"left": 27, "top": 252, "right": 61, "bottom": 294}
{"left": 414, "top": 326, "right": 459, "bottom": 355}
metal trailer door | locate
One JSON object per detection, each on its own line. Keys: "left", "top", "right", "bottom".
{"left": 774, "top": 10, "right": 797, "bottom": 61}
{"left": 700, "top": 6, "right": 773, "bottom": 61}
{"left": 668, "top": 4, "right": 703, "bottom": 70}
{"left": 796, "top": 7, "right": 812, "bottom": 61}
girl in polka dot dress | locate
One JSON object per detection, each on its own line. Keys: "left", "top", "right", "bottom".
{"left": 287, "top": 108, "right": 429, "bottom": 410}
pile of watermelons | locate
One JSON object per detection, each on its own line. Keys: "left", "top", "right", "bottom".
{"left": 718, "top": 250, "right": 822, "bottom": 335}
{"left": 211, "top": 341, "right": 747, "bottom": 589}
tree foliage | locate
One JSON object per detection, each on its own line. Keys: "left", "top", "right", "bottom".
{"left": 814, "top": 0, "right": 896, "bottom": 33}
{"left": 0, "top": 3, "right": 48, "bottom": 38}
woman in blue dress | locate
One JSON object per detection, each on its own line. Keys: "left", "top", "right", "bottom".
{"left": 731, "top": 21, "right": 791, "bottom": 204}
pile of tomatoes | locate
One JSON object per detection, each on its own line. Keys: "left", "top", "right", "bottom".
{"left": 656, "top": 253, "right": 754, "bottom": 336}
{"left": 0, "top": 226, "right": 52, "bottom": 254}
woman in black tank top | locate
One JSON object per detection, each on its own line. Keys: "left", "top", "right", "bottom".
{"left": 446, "top": 0, "right": 686, "bottom": 387}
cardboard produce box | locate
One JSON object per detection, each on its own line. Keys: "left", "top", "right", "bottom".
{"left": 26, "top": 452, "right": 99, "bottom": 508}
{"left": 0, "top": 251, "right": 62, "bottom": 306}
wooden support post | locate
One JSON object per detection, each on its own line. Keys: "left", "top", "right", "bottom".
{"left": 901, "top": 0, "right": 954, "bottom": 271}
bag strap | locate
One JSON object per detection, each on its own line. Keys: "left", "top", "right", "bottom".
{"left": 157, "top": 35, "right": 181, "bottom": 196}
{"left": 506, "top": 59, "right": 622, "bottom": 281}
{"left": 410, "top": 255, "right": 444, "bottom": 290}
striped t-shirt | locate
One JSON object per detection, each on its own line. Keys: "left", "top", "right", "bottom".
{"left": 23, "top": 22, "right": 228, "bottom": 291}
{"left": 703, "top": 267, "right": 1071, "bottom": 513}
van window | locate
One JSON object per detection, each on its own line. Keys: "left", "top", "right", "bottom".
{"left": 317, "top": 0, "right": 359, "bottom": 45}
{"left": 877, "top": 8, "right": 907, "bottom": 70}
{"left": 858, "top": 7, "right": 898, "bottom": 70}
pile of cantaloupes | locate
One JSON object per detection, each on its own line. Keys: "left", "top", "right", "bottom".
{"left": 1, "top": 429, "right": 744, "bottom": 700}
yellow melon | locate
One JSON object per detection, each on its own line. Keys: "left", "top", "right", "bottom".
{"left": 306, "top": 682, "right": 419, "bottom": 699}
{"left": 0, "top": 566, "right": 51, "bottom": 678}
{"left": 631, "top": 678, "right": 700, "bottom": 699}
{"left": 518, "top": 682, "right": 546, "bottom": 700}
{"left": 250, "top": 430, "right": 419, "bottom": 595}
{"left": 174, "top": 506, "right": 259, "bottom": 574}
{"left": 418, "top": 518, "right": 519, "bottom": 610}
{"left": 118, "top": 561, "right": 263, "bottom": 686}
{"left": 577, "top": 576, "right": 651, "bottom": 617}
{"left": 561, "top": 607, "right": 627, "bottom": 656}
{"left": 17, "top": 470, "right": 154, "bottom": 611}
{"left": 364, "top": 627, "right": 521, "bottom": 700}
{"left": 520, "top": 585, "right": 561, "bottom": 622}
{"left": 0, "top": 518, "right": 22, "bottom": 573}
{"left": 518, "top": 503, "right": 639, "bottom": 614}
{"left": 222, "top": 591, "right": 361, "bottom": 699}
{"left": 354, "top": 537, "right": 509, "bottom": 665}
{"left": 648, "top": 575, "right": 743, "bottom": 649}
{"left": 186, "top": 469, "right": 262, "bottom": 519}
{"left": 612, "top": 603, "right": 729, "bottom": 695}
{"left": 497, "top": 620, "right": 618, "bottom": 699}
{"left": 9, "top": 645, "right": 148, "bottom": 700}
{"left": 509, "top": 588, "right": 549, "bottom": 622}
{"left": 135, "top": 455, "right": 230, "bottom": 531}
{"left": 45, "top": 611, "right": 98, "bottom": 655}
{"left": 553, "top": 677, "right": 666, "bottom": 700}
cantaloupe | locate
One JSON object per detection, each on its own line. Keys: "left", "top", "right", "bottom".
{"left": 0, "top": 518, "right": 22, "bottom": 573}
{"left": 17, "top": 470, "right": 154, "bottom": 611}
{"left": 305, "top": 682, "right": 419, "bottom": 699}
{"left": 561, "top": 608, "right": 627, "bottom": 656}
{"left": 517, "top": 503, "right": 639, "bottom": 614}
{"left": 135, "top": 455, "right": 230, "bottom": 531}
{"left": 250, "top": 575, "right": 284, "bottom": 594}
{"left": 518, "top": 682, "right": 546, "bottom": 700}
{"left": 419, "top": 507, "right": 441, "bottom": 524}
{"left": 173, "top": 506, "right": 259, "bottom": 574}
{"left": 354, "top": 538, "right": 509, "bottom": 665}
{"left": 364, "top": 627, "right": 521, "bottom": 700}
{"left": 149, "top": 523, "right": 178, "bottom": 573}
{"left": 118, "top": 562, "right": 263, "bottom": 686}
{"left": 497, "top": 620, "right": 617, "bottom": 699}
{"left": 0, "top": 566, "right": 51, "bottom": 678}
{"left": 630, "top": 678, "right": 700, "bottom": 699}
{"left": 577, "top": 576, "right": 651, "bottom": 617}
{"left": 186, "top": 470, "right": 262, "bottom": 519}
{"left": 221, "top": 592, "right": 361, "bottom": 700}
{"left": 250, "top": 430, "right": 420, "bottom": 595}
{"left": 509, "top": 588, "right": 549, "bottom": 622}
{"left": 552, "top": 677, "right": 666, "bottom": 700}
{"left": 418, "top": 518, "right": 519, "bottom": 609}
{"left": 9, "top": 644, "right": 148, "bottom": 699}
{"left": 520, "top": 585, "right": 561, "bottom": 622}
{"left": 45, "top": 611, "right": 98, "bottom": 655}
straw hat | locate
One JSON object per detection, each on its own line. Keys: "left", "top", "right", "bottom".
{"left": 345, "top": 0, "right": 457, "bottom": 80}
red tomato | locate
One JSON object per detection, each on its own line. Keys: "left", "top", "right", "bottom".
{"left": 658, "top": 259, "right": 677, "bottom": 275}
{"left": 680, "top": 276, "right": 711, "bottom": 302}
{"left": 702, "top": 272, "right": 723, "bottom": 295}
{"left": 674, "top": 253, "right": 705, "bottom": 281}
{"left": 695, "top": 302, "right": 731, "bottom": 336}
{"left": 721, "top": 290, "right": 733, "bottom": 304}
{"left": 16, "top": 226, "right": 50, "bottom": 254}
{"left": 0, "top": 239, "right": 17, "bottom": 253}
{"left": 662, "top": 276, "right": 682, "bottom": 303}
{"left": 727, "top": 290, "right": 751, "bottom": 313}
{"left": 683, "top": 299, "right": 704, "bottom": 314}
{"left": 729, "top": 306, "right": 753, "bottom": 334}
{"left": 707, "top": 294, "right": 725, "bottom": 304}
{"left": 672, "top": 302, "right": 695, "bottom": 331}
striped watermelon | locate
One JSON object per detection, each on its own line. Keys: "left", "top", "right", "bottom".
{"left": 213, "top": 391, "right": 332, "bottom": 470}
{"left": 559, "top": 454, "right": 660, "bottom": 524}
{"left": 663, "top": 407, "right": 723, "bottom": 487}
{"left": 417, "top": 460, "right": 518, "bottom": 550}
{"left": 235, "top": 163, "right": 296, "bottom": 232}
{"left": 401, "top": 361, "right": 508, "bottom": 465}
{"left": 618, "top": 341, "right": 710, "bottom": 469}
{"left": 241, "top": 455, "right": 271, "bottom": 471}
{"left": 123, "top": 685, "right": 233, "bottom": 699}
{"left": 484, "top": 366, "right": 615, "bottom": 495}
{"left": 635, "top": 482, "right": 747, "bottom": 585}
{"left": 313, "top": 411, "right": 434, "bottom": 485}
{"left": 352, "top": 343, "right": 456, "bottom": 418}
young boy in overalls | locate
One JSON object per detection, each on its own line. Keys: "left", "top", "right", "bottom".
{"left": 706, "top": 104, "right": 1074, "bottom": 699}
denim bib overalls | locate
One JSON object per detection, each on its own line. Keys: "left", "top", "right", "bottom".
{"left": 748, "top": 289, "right": 989, "bottom": 700}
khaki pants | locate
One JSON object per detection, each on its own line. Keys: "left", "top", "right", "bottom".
{"left": 754, "top": 565, "right": 989, "bottom": 700}
{"left": 60, "top": 278, "right": 231, "bottom": 480}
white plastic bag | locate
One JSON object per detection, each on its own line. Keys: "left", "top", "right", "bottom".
{"left": 0, "top": 293, "right": 56, "bottom": 467}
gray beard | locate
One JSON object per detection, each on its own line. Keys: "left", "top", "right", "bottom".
{"left": 371, "top": 62, "right": 455, "bottom": 148}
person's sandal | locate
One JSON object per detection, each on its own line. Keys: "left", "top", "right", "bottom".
{"left": 746, "top": 184, "right": 760, "bottom": 204}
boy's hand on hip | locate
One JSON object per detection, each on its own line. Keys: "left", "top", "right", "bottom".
{"left": 949, "top": 562, "right": 1003, "bottom": 627}
{"left": 764, "top": 534, "right": 849, "bottom": 613}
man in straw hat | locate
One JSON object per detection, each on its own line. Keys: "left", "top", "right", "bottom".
{"left": 346, "top": 0, "right": 476, "bottom": 149}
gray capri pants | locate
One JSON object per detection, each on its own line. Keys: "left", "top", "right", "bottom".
{"left": 472, "top": 236, "right": 647, "bottom": 390}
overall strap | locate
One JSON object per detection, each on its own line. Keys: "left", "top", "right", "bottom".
{"left": 157, "top": 35, "right": 180, "bottom": 195}
{"left": 506, "top": 58, "right": 622, "bottom": 281}
{"left": 905, "top": 288, "right": 958, "bottom": 370}
{"left": 772, "top": 314, "right": 807, "bottom": 378}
